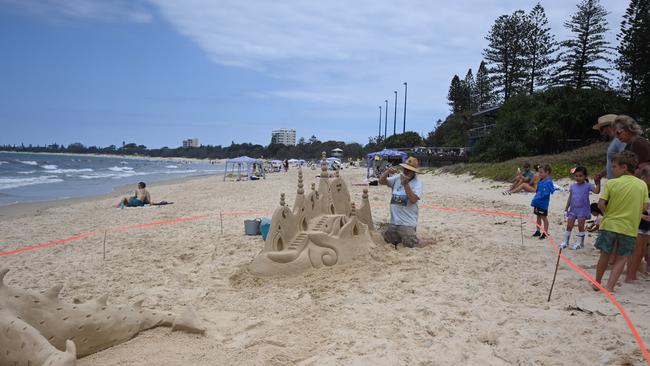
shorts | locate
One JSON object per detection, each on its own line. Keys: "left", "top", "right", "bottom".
{"left": 567, "top": 210, "right": 590, "bottom": 220}
{"left": 127, "top": 197, "right": 144, "bottom": 207}
{"left": 533, "top": 206, "right": 548, "bottom": 216}
{"left": 595, "top": 230, "right": 636, "bottom": 256}
{"left": 383, "top": 224, "right": 419, "bottom": 248}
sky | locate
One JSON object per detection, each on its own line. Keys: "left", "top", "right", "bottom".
{"left": 0, "top": 0, "right": 628, "bottom": 149}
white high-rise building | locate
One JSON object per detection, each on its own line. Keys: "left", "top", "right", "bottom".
{"left": 182, "top": 138, "right": 199, "bottom": 148}
{"left": 271, "top": 128, "right": 296, "bottom": 146}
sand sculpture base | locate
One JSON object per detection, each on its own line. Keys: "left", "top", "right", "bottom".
{"left": 0, "top": 268, "right": 205, "bottom": 366}
{"left": 249, "top": 153, "right": 377, "bottom": 276}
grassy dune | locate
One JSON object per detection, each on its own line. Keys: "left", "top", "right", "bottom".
{"left": 437, "top": 142, "right": 608, "bottom": 181}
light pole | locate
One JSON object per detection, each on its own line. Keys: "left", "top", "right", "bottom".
{"left": 384, "top": 99, "right": 388, "bottom": 139}
{"left": 393, "top": 91, "right": 397, "bottom": 136}
{"left": 378, "top": 106, "right": 382, "bottom": 142}
{"left": 403, "top": 82, "right": 407, "bottom": 133}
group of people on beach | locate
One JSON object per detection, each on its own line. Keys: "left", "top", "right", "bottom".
{"left": 514, "top": 114, "right": 650, "bottom": 293}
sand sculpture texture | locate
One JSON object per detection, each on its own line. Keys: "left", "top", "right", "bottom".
{"left": 0, "top": 268, "right": 206, "bottom": 366}
{"left": 250, "top": 153, "right": 377, "bottom": 276}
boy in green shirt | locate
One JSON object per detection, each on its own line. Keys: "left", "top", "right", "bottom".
{"left": 594, "top": 151, "right": 649, "bottom": 292}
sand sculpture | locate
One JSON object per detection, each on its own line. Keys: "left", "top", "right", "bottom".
{"left": 249, "top": 152, "right": 377, "bottom": 276}
{"left": 0, "top": 268, "right": 205, "bottom": 366}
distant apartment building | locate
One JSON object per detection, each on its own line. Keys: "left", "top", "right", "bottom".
{"left": 271, "top": 128, "right": 296, "bottom": 146}
{"left": 182, "top": 138, "right": 199, "bottom": 148}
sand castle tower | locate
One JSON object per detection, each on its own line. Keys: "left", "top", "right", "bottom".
{"left": 249, "top": 152, "right": 376, "bottom": 276}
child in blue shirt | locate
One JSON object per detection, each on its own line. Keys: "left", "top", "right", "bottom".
{"left": 532, "top": 165, "right": 555, "bottom": 240}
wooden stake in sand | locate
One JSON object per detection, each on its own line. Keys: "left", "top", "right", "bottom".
{"left": 102, "top": 230, "right": 107, "bottom": 261}
{"left": 519, "top": 212, "right": 524, "bottom": 246}
{"left": 547, "top": 247, "right": 562, "bottom": 302}
{"left": 220, "top": 212, "right": 223, "bottom": 234}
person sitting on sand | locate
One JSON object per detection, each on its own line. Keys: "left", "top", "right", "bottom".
{"left": 505, "top": 163, "right": 534, "bottom": 194}
{"left": 505, "top": 164, "right": 540, "bottom": 195}
{"left": 118, "top": 182, "right": 151, "bottom": 207}
{"left": 379, "top": 157, "right": 422, "bottom": 248}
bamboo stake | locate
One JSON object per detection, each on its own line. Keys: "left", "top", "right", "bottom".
{"left": 548, "top": 247, "right": 562, "bottom": 302}
{"left": 102, "top": 230, "right": 107, "bottom": 261}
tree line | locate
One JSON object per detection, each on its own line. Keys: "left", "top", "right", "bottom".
{"left": 434, "top": 0, "right": 650, "bottom": 161}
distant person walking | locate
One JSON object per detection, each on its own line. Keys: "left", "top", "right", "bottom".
{"left": 283, "top": 159, "right": 289, "bottom": 173}
{"left": 594, "top": 114, "right": 626, "bottom": 181}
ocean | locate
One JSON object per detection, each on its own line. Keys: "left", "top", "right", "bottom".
{"left": 0, "top": 152, "right": 224, "bottom": 206}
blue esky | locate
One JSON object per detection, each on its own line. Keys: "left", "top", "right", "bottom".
{"left": 0, "top": 0, "right": 627, "bottom": 148}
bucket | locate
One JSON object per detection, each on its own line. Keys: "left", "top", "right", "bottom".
{"left": 244, "top": 218, "right": 261, "bottom": 235}
{"left": 260, "top": 218, "right": 272, "bottom": 240}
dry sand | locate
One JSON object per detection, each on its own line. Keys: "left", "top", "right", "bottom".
{"left": 1, "top": 169, "right": 649, "bottom": 365}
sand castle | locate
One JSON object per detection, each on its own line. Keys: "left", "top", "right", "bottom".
{"left": 0, "top": 268, "right": 205, "bottom": 366}
{"left": 249, "top": 152, "right": 377, "bottom": 276}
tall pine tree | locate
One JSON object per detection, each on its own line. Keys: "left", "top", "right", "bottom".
{"left": 474, "top": 61, "right": 494, "bottom": 110}
{"left": 483, "top": 10, "right": 530, "bottom": 101}
{"left": 616, "top": 0, "right": 650, "bottom": 118}
{"left": 556, "top": 0, "right": 611, "bottom": 89}
{"left": 463, "top": 69, "right": 476, "bottom": 111}
{"left": 447, "top": 75, "right": 464, "bottom": 113}
{"left": 524, "top": 3, "right": 558, "bottom": 94}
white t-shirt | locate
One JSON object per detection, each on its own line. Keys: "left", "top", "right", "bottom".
{"left": 387, "top": 175, "right": 422, "bottom": 227}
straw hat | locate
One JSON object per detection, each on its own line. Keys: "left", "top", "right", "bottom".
{"left": 399, "top": 156, "right": 421, "bottom": 173}
{"left": 592, "top": 114, "right": 618, "bottom": 130}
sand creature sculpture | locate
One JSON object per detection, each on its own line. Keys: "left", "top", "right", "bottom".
{"left": 0, "top": 268, "right": 205, "bottom": 366}
{"left": 250, "top": 152, "right": 377, "bottom": 276}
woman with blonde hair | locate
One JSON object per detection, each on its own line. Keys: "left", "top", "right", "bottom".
{"left": 614, "top": 115, "right": 650, "bottom": 174}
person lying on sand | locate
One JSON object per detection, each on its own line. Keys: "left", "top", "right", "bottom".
{"left": 118, "top": 182, "right": 151, "bottom": 207}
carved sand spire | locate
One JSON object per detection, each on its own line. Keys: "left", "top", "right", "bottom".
{"left": 0, "top": 268, "right": 206, "bottom": 365}
{"left": 249, "top": 153, "right": 378, "bottom": 276}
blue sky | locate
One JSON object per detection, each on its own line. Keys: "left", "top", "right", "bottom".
{"left": 0, "top": 0, "right": 627, "bottom": 148}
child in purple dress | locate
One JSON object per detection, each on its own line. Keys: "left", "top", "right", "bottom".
{"left": 560, "top": 167, "right": 601, "bottom": 249}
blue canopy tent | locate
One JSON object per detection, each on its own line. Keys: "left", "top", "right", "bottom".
{"left": 223, "top": 156, "right": 265, "bottom": 181}
{"left": 367, "top": 149, "right": 408, "bottom": 178}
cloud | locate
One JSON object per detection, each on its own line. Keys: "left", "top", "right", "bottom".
{"left": 1, "top": 0, "right": 154, "bottom": 23}
{"left": 148, "top": 0, "right": 626, "bottom": 112}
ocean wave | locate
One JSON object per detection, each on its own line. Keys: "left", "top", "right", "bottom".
{"left": 48, "top": 168, "right": 94, "bottom": 174}
{"left": 79, "top": 171, "right": 147, "bottom": 180}
{"left": 165, "top": 165, "right": 178, "bottom": 169}
{"left": 108, "top": 166, "right": 134, "bottom": 172}
{"left": 18, "top": 160, "right": 38, "bottom": 166}
{"left": 41, "top": 164, "right": 58, "bottom": 170}
{"left": 0, "top": 175, "right": 64, "bottom": 190}
{"left": 164, "top": 169, "right": 198, "bottom": 174}
{"left": 17, "top": 170, "right": 36, "bottom": 174}
{"left": 0, "top": 161, "right": 8, "bottom": 165}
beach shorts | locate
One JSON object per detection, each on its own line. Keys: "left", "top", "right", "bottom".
{"left": 383, "top": 224, "right": 419, "bottom": 248}
{"left": 127, "top": 197, "right": 144, "bottom": 207}
{"left": 595, "top": 230, "right": 635, "bottom": 256}
{"left": 533, "top": 206, "right": 548, "bottom": 217}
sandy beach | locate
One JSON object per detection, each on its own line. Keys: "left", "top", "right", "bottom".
{"left": 1, "top": 169, "right": 649, "bottom": 365}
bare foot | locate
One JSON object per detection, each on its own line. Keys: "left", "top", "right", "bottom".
{"left": 606, "top": 286, "right": 616, "bottom": 293}
{"left": 592, "top": 283, "right": 601, "bottom": 291}
{"left": 624, "top": 278, "right": 638, "bottom": 284}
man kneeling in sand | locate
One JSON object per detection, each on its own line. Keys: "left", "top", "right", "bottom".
{"left": 379, "top": 157, "right": 423, "bottom": 248}
{"left": 118, "top": 182, "right": 151, "bottom": 207}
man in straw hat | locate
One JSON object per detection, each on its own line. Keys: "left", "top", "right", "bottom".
{"left": 593, "top": 114, "right": 626, "bottom": 181}
{"left": 379, "top": 156, "right": 423, "bottom": 248}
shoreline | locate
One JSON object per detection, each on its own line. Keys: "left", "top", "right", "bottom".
{"left": 0, "top": 173, "right": 216, "bottom": 221}
{"left": 0, "top": 150, "right": 228, "bottom": 164}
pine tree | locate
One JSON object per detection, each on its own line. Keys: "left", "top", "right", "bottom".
{"left": 447, "top": 75, "right": 464, "bottom": 113}
{"left": 483, "top": 10, "right": 529, "bottom": 101}
{"left": 463, "top": 69, "right": 476, "bottom": 111}
{"left": 475, "top": 61, "right": 494, "bottom": 110}
{"left": 556, "top": 0, "right": 611, "bottom": 88}
{"left": 616, "top": 0, "right": 650, "bottom": 113}
{"left": 524, "top": 3, "right": 558, "bottom": 94}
